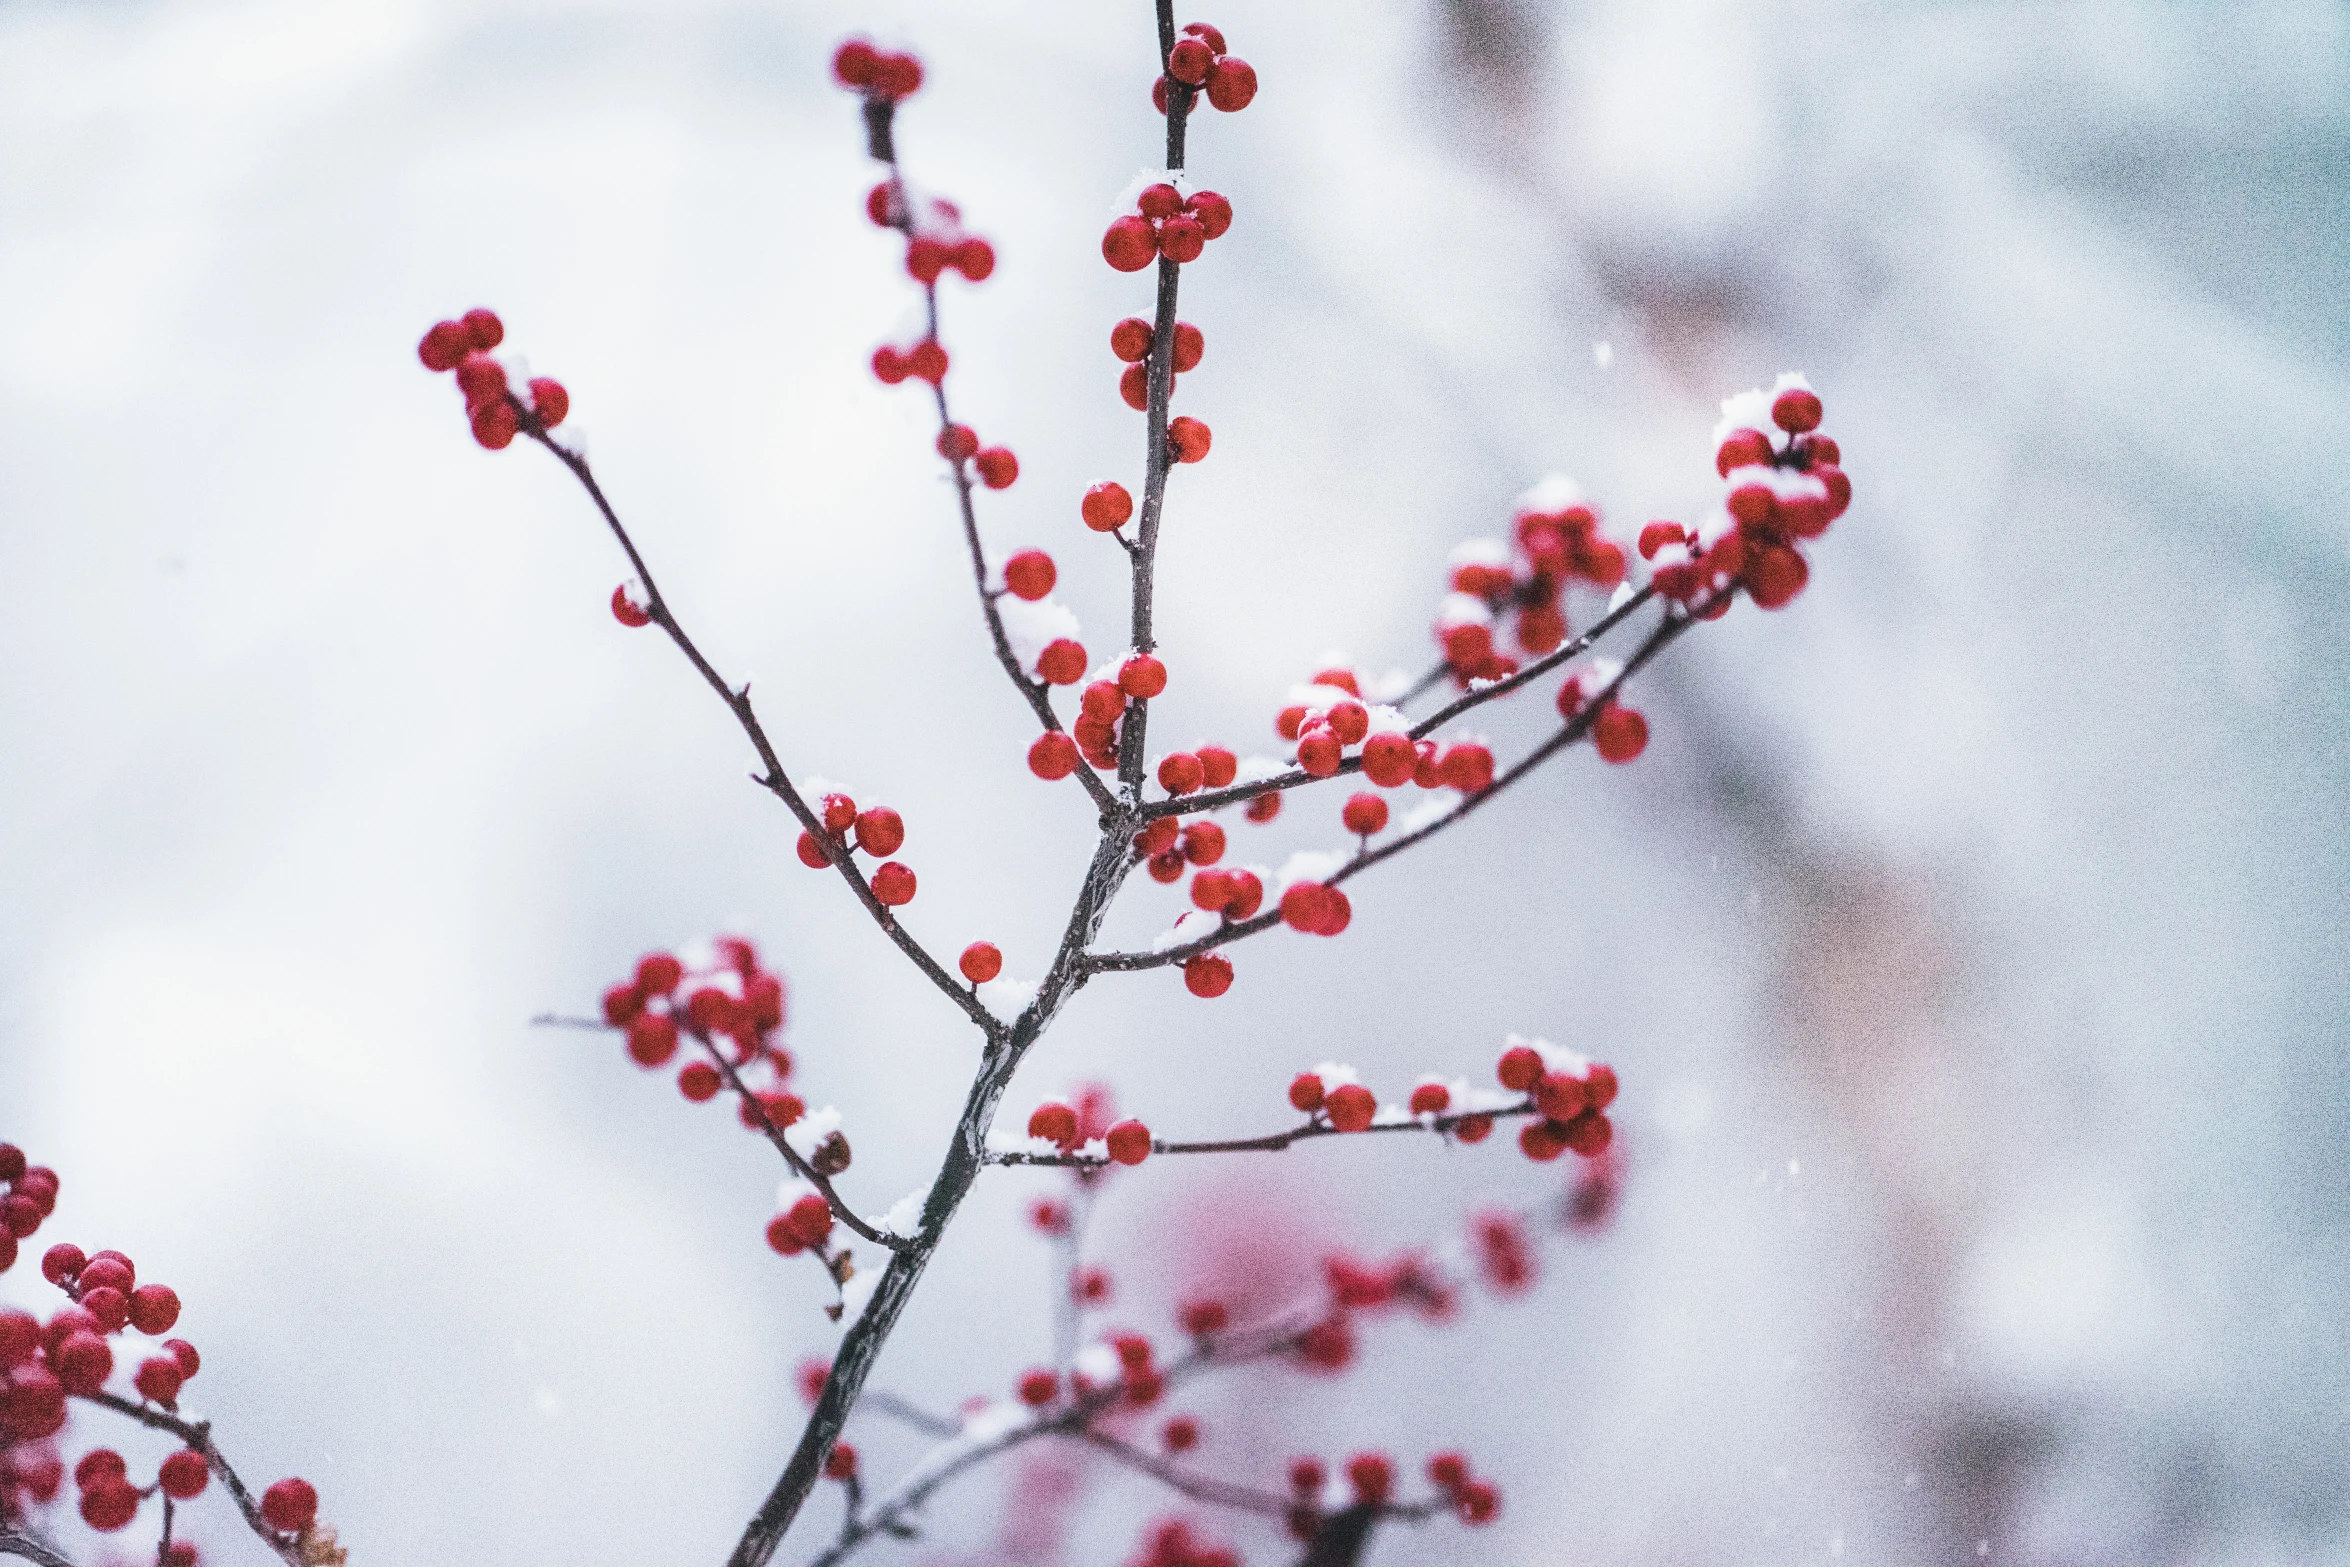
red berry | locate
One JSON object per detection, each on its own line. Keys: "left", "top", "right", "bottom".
{"left": 41, "top": 1244, "right": 85, "bottom": 1286}
{"left": 1288, "top": 1073, "right": 1325, "bottom": 1112}
{"left": 1326, "top": 700, "right": 1369, "bottom": 745}
{"left": 1341, "top": 793, "right": 1388, "bottom": 836}
{"left": 1120, "top": 362, "right": 1150, "bottom": 410}
{"left": 1727, "top": 483, "right": 1777, "bottom": 526}
{"left": 1028, "top": 1102, "right": 1078, "bottom": 1146}
{"left": 1519, "top": 602, "right": 1567, "bottom": 654}
{"left": 907, "top": 340, "right": 949, "bottom": 384}
{"left": 959, "top": 942, "right": 1002, "bottom": 984}
{"left": 1205, "top": 58, "right": 1257, "bottom": 111}
{"left": 1715, "top": 429, "right": 1772, "bottom": 475}
{"left": 1181, "top": 821, "right": 1225, "bottom": 864}
{"left": 134, "top": 1356, "right": 183, "bottom": 1406}
{"left": 417, "top": 320, "right": 469, "bottom": 371}
{"left": 1169, "top": 322, "right": 1206, "bottom": 374}
{"left": 1222, "top": 869, "right": 1264, "bottom": 918}
{"left": 865, "top": 182, "right": 897, "bottom": 227}
{"left": 1772, "top": 387, "right": 1823, "bottom": 433}
{"left": 1428, "top": 1452, "right": 1471, "bottom": 1491}
{"left": 1137, "top": 183, "right": 1183, "bottom": 220}
{"left": 832, "top": 39, "right": 879, "bottom": 87}
{"left": 1158, "top": 214, "right": 1206, "bottom": 263}
{"left": 627, "top": 1013, "right": 679, "bottom": 1067}
{"left": 1187, "top": 190, "right": 1234, "bottom": 239}
{"left": 1134, "top": 817, "right": 1180, "bottom": 856}
{"left": 1082, "top": 481, "right": 1134, "bottom": 531}
{"left": 1564, "top": 1110, "right": 1613, "bottom": 1156}
{"left": 1409, "top": 1082, "right": 1450, "bottom": 1114}
{"left": 1745, "top": 543, "right": 1809, "bottom": 609}
{"left": 128, "top": 1284, "right": 181, "bottom": 1336}
{"left": 636, "top": 953, "right": 683, "bottom": 995}
{"left": 974, "top": 447, "right": 1019, "bottom": 489}
{"left": 1592, "top": 704, "right": 1649, "bottom": 763}
{"left": 159, "top": 1449, "right": 210, "bottom": 1501}
{"left": 1028, "top": 731, "right": 1080, "bottom": 780}
{"left": 1519, "top": 1119, "right": 1569, "bottom": 1162}
{"left": 872, "top": 861, "right": 917, "bottom": 906}
{"left": 1457, "top": 1479, "right": 1501, "bottom": 1524}
{"left": 1037, "top": 638, "right": 1088, "bottom": 685}
{"left": 1018, "top": 1368, "right": 1059, "bottom": 1406}
{"left": 853, "top": 807, "right": 904, "bottom": 856}
{"left": 1148, "top": 849, "right": 1186, "bottom": 883}
{"left": 1497, "top": 1045, "right": 1543, "bottom": 1092}
{"left": 1438, "top": 742, "right": 1495, "bottom": 792}
{"left": 1167, "top": 416, "right": 1211, "bottom": 463}
{"left": 166, "top": 1338, "right": 200, "bottom": 1377}
{"left": 1194, "top": 745, "right": 1237, "bottom": 787}
{"left": 602, "top": 982, "right": 645, "bottom": 1026}
{"left": 677, "top": 1062, "right": 722, "bottom": 1102}
{"left": 1183, "top": 953, "right": 1233, "bottom": 998}
{"left": 937, "top": 423, "right": 979, "bottom": 462}
{"left": 75, "top": 1449, "right": 126, "bottom": 1487}
{"left": 1180, "top": 1298, "right": 1229, "bottom": 1335}
{"left": 1183, "top": 22, "right": 1229, "bottom": 51}
{"left": 1296, "top": 731, "right": 1342, "bottom": 777}
{"left": 871, "top": 346, "right": 908, "bottom": 384}
{"left": 1105, "top": 1119, "right": 1152, "bottom": 1165}
{"left": 951, "top": 238, "right": 995, "bottom": 281}
{"left": 455, "top": 351, "right": 508, "bottom": 407}
{"left": 1111, "top": 317, "right": 1154, "bottom": 362}
{"left": 796, "top": 830, "right": 832, "bottom": 869}
{"left": 1585, "top": 1062, "right": 1620, "bottom": 1110}
{"left": 79, "top": 1482, "right": 139, "bottom": 1533}
{"left": 53, "top": 1331, "right": 111, "bottom": 1394}
{"left": 1162, "top": 1414, "right": 1201, "bottom": 1452}
{"left": 1151, "top": 74, "right": 1171, "bottom": 113}
{"left": 1360, "top": 731, "right": 1415, "bottom": 787}
{"left": 786, "top": 1193, "right": 834, "bottom": 1248}
{"left": 1638, "top": 521, "right": 1689, "bottom": 559}
{"left": 1246, "top": 791, "right": 1283, "bottom": 823}
{"left": 460, "top": 308, "right": 504, "bottom": 350}
{"left": 1158, "top": 752, "right": 1204, "bottom": 794}
{"left": 1346, "top": 1452, "right": 1394, "bottom": 1504}
{"left": 874, "top": 52, "right": 923, "bottom": 99}
{"left": 471, "top": 398, "right": 519, "bottom": 450}
{"left": 1120, "top": 654, "right": 1169, "bottom": 699}
{"left": 1324, "top": 1084, "right": 1376, "bottom": 1132}
{"left": 528, "top": 377, "right": 569, "bottom": 428}
{"left": 1168, "top": 36, "right": 1214, "bottom": 84}
{"left": 1103, "top": 215, "right": 1159, "bottom": 272}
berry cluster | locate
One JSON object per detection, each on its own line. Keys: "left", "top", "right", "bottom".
{"left": 1036, "top": 655, "right": 1170, "bottom": 776}
{"left": 1124, "top": 1516, "right": 1238, "bottom": 1567}
{"left": 868, "top": 188, "right": 996, "bottom": 287}
{"left": 1436, "top": 481, "right": 1628, "bottom": 685}
{"left": 1151, "top": 21, "right": 1258, "bottom": 114}
{"left": 1102, "top": 182, "right": 1235, "bottom": 273}
{"left": 1555, "top": 662, "right": 1650, "bottom": 765}
{"left": 0, "top": 1143, "right": 59, "bottom": 1275}
{"left": 935, "top": 422, "right": 1020, "bottom": 490}
{"left": 598, "top": 939, "right": 805, "bottom": 1129}
{"left": 1027, "top": 1094, "right": 1153, "bottom": 1168}
{"left": 415, "top": 308, "right": 569, "bottom": 451}
{"left": 869, "top": 337, "right": 949, "bottom": 388}
{"left": 1641, "top": 375, "right": 1852, "bottom": 612}
{"left": 795, "top": 791, "right": 921, "bottom": 909}
{"left": 829, "top": 39, "right": 923, "bottom": 101}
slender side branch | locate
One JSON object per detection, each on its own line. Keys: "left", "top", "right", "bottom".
{"left": 1137, "top": 584, "right": 1658, "bottom": 820}
{"left": 1088, "top": 597, "right": 1704, "bottom": 973}
{"left": 0, "top": 1534, "right": 73, "bottom": 1567}
{"left": 985, "top": 1097, "right": 1540, "bottom": 1166}
{"left": 698, "top": 1035, "right": 912, "bottom": 1254}
{"left": 524, "top": 430, "right": 1000, "bottom": 1039}
{"left": 73, "top": 1392, "right": 300, "bottom": 1567}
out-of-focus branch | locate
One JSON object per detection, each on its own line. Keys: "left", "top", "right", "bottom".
{"left": 0, "top": 1532, "right": 74, "bottom": 1567}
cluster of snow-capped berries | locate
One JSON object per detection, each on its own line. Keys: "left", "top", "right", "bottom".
{"left": 828, "top": 37, "right": 924, "bottom": 101}
{"left": 794, "top": 791, "right": 921, "bottom": 910}
{"left": 415, "top": 308, "right": 568, "bottom": 451}
{"left": 1284, "top": 1039, "right": 1617, "bottom": 1161}
{"left": 1436, "top": 482, "right": 1628, "bottom": 684}
{"left": 1103, "top": 181, "right": 1234, "bottom": 274}
{"left": 1642, "top": 375, "right": 1852, "bottom": 612}
{"left": 599, "top": 938, "right": 811, "bottom": 1132}
{"left": 1029, "top": 653, "right": 1171, "bottom": 776}
{"left": 0, "top": 1143, "right": 59, "bottom": 1275}
{"left": 1109, "top": 315, "right": 1205, "bottom": 411}
{"left": 1152, "top": 21, "right": 1258, "bottom": 114}
{"left": 1027, "top": 1092, "right": 1154, "bottom": 1168}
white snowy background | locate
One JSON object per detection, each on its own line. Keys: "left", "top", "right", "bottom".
{"left": 3, "top": 1, "right": 2346, "bottom": 1564}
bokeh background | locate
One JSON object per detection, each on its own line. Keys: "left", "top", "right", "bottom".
{"left": 4, "top": 0, "right": 2347, "bottom": 1563}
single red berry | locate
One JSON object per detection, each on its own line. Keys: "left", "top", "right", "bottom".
{"left": 1346, "top": 1452, "right": 1395, "bottom": 1504}
{"left": 1028, "top": 1102, "right": 1078, "bottom": 1146}
{"left": 1183, "top": 21, "right": 1229, "bottom": 50}
{"left": 951, "top": 237, "right": 996, "bottom": 281}
{"left": 1158, "top": 752, "right": 1205, "bottom": 794}
{"left": 635, "top": 952, "right": 683, "bottom": 995}
{"left": 832, "top": 39, "right": 879, "bottom": 87}
{"left": 677, "top": 1062, "right": 722, "bottom": 1102}
{"left": 81, "top": 1287, "right": 129, "bottom": 1332}
{"left": 1137, "top": 183, "right": 1183, "bottom": 219}
{"left": 1082, "top": 481, "right": 1135, "bottom": 532}
{"left": 1171, "top": 322, "right": 1205, "bottom": 372}
{"left": 79, "top": 1482, "right": 140, "bottom": 1533}
{"left": 1297, "top": 731, "right": 1342, "bottom": 777}
{"left": 1341, "top": 793, "right": 1388, "bottom": 835}
{"left": 1409, "top": 1082, "right": 1450, "bottom": 1115}
{"left": 1584, "top": 1062, "right": 1620, "bottom": 1110}
{"left": 1119, "top": 361, "right": 1150, "bottom": 410}
{"left": 1536, "top": 1072, "right": 1589, "bottom": 1121}
{"left": 1246, "top": 791, "right": 1283, "bottom": 823}
{"left": 821, "top": 1442, "right": 858, "bottom": 1482}
{"left": 1168, "top": 36, "right": 1214, "bottom": 84}
{"left": 134, "top": 1356, "right": 183, "bottom": 1406}
{"left": 1111, "top": 317, "right": 1154, "bottom": 362}
{"left": 166, "top": 1338, "right": 200, "bottom": 1377}
{"left": 1592, "top": 704, "right": 1649, "bottom": 763}
{"left": 864, "top": 182, "right": 897, "bottom": 227}
{"left": 975, "top": 447, "right": 1020, "bottom": 489}
{"left": 854, "top": 807, "right": 905, "bottom": 857}
{"left": 158, "top": 1449, "right": 210, "bottom": 1501}
{"left": 959, "top": 942, "right": 1002, "bottom": 984}
{"left": 1324, "top": 1084, "right": 1376, "bottom": 1132}
{"left": 1120, "top": 654, "right": 1169, "bottom": 699}
{"left": 74, "top": 1449, "right": 126, "bottom": 1487}
{"left": 1458, "top": 1479, "right": 1501, "bottom": 1524}
{"left": 937, "top": 423, "right": 979, "bottom": 463}
{"left": 127, "top": 1284, "right": 181, "bottom": 1336}
{"left": 1181, "top": 821, "right": 1225, "bottom": 864}
{"left": 1438, "top": 742, "right": 1495, "bottom": 792}
{"left": 1772, "top": 387, "right": 1823, "bottom": 433}
{"left": 1205, "top": 58, "right": 1257, "bottom": 111}
{"left": 1219, "top": 862, "right": 1259, "bottom": 912}
{"left": 455, "top": 351, "right": 508, "bottom": 407}
{"left": 609, "top": 582, "right": 653, "bottom": 627}
{"left": 1018, "top": 1368, "right": 1059, "bottom": 1405}
{"left": 1745, "top": 542, "right": 1809, "bottom": 608}
{"left": 1167, "top": 416, "right": 1212, "bottom": 463}
{"left": 471, "top": 398, "right": 520, "bottom": 450}
{"left": 627, "top": 1013, "right": 679, "bottom": 1067}
{"left": 1134, "top": 817, "right": 1181, "bottom": 855}
{"left": 1036, "top": 638, "right": 1088, "bottom": 685}
{"left": 41, "top": 1244, "right": 85, "bottom": 1286}
{"left": 907, "top": 340, "right": 949, "bottom": 384}
{"left": 1496, "top": 1045, "right": 1543, "bottom": 1092}
{"left": 1158, "top": 214, "right": 1206, "bottom": 264}
{"left": 602, "top": 982, "right": 645, "bottom": 1026}
{"left": 1001, "top": 550, "right": 1056, "bottom": 603}
{"left": 1151, "top": 73, "right": 1171, "bottom": 113}
{"left": 786, "top": 1193, "right": 834, "bottom": 1248}
{"left": 1105, "top": 1119, "right": 1152, "bottom": 1165}
{"left": 1182, "top": 953, "right": 1233, "bottom": 998}
{"left": 461, "top": 308, "right": 504, "bottom": 350}
{"left": 1427, "top": 1452, "right": 1471, "bottom": 1491}
{"left": 872, "top": 861, "right": 917, "bottom": 906}
{"left": 1326, "top": 701, "right": 1370, "bottom": 745}
{"left": 1148, "top": 848, "right": 1186, "bottom": 883}
{"left": 1288, "top": 1073, "right": 1325, "bottom": 1112}
{"left": 1028, "top": 731, "right": 1080, "bottom": 780}
{"left": 870, "top": 346, "right": 908, "bottom": 384}
{"left": 1162, "top": 1414, "right": 1201, "bottom": 1452}
{"left": 1520, "top": 1119, "right": 1570, "bottom": 1162}
{"left": 796, "top": 830, "right": 833, "bottom": 869}
{"left": 1187, "top": 190, "right": 1234, "bottom": 239}
{"left": 1726, "top": 482, "right": 1777, "bottom": 527}
{"left": 1716, "top": 428, "right": 1773, "bottom": 475}
{"left": 1360, "top": 732, "right": 1415, "bottom": 787}
{"left": 1564, "top": 1110, "right": 1613, "bottom": 1156}
{"left": 417, "top": 320, "right": 469, "bottom": 371}
{"left": 1519, "top": 602, "right": 1567, "bottom": 654}
{"left": 527, "top": 377, "right": 569, "bottom": 428}
{"left": 764, "top": 1215, "right": 804, "bottom": 1256}
{"left": 1103, "top": 215, "right": 1159, "bottom": 272}
{"left": 1193, "top": 745, "right": 1237, "bottom": 788}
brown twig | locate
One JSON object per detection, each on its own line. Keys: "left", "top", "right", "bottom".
{"left": 984, "top": 1097, "right": 1540, "bottom": 1166}
{"left": 0, "top": 1532, "right": 74, "bottom": 1567}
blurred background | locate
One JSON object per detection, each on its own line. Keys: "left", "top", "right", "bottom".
{"left": 3, "top": 0, "right": 2347, "bottom": 1563}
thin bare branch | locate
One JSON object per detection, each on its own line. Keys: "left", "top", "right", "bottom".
{"left": 985, "top": 1098, "right": 1540, "bottom": 1167}
{"left": 696, "top": 1034, "right": 912, "bottom": 1254}
{"left": 73, "top": 1391, "right": 301, "bottom": 1566}
{"left": 0, "top": 1533, "right": 74, "bottom": 1567}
